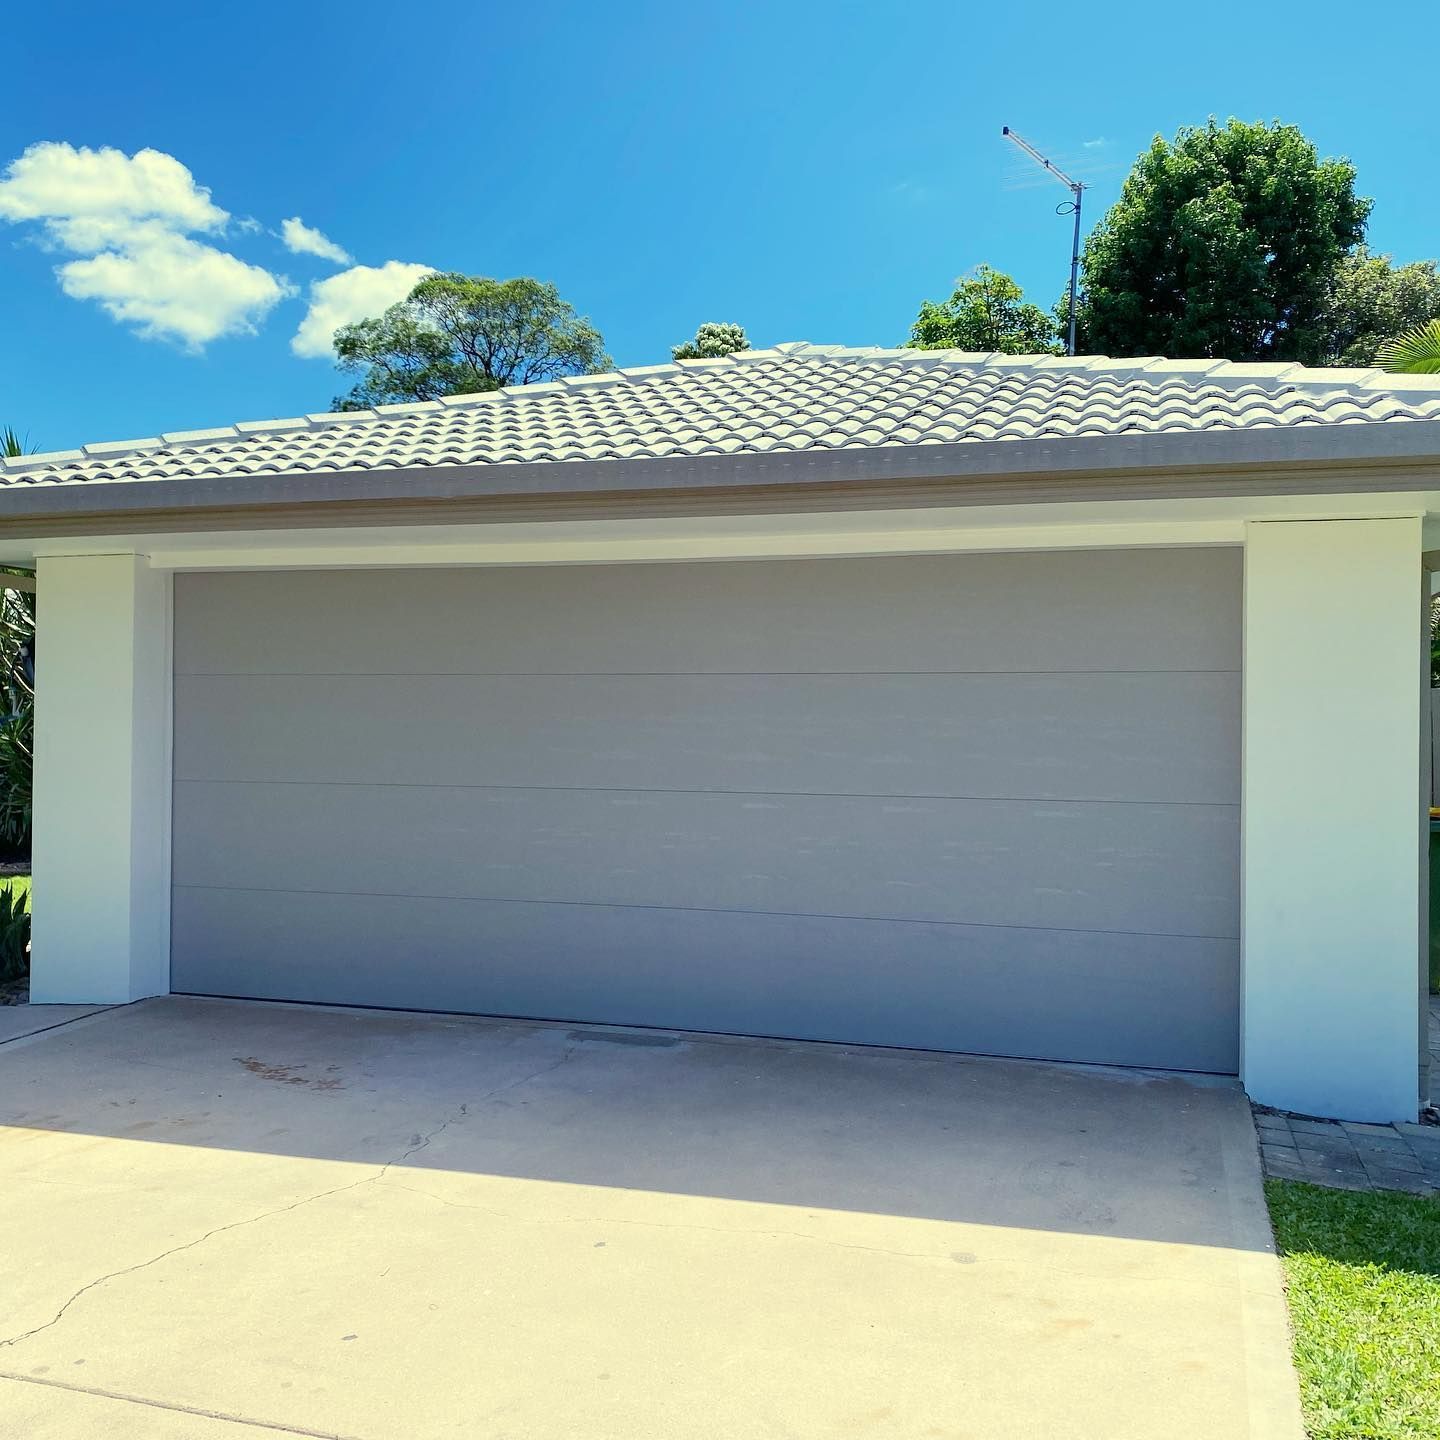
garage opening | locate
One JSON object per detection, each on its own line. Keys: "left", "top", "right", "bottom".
{"left": 170, "top": 548, "right": 1241, "bottom": 1072}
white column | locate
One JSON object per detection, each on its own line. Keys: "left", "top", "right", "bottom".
{"left": 30, "top": 553, "right": 171, "bottom": 1004}
{"left": 1243, "top": 517, "right": 1425, "bottom": 1121}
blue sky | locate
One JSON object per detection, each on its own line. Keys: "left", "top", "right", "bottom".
{"left": 5, "top": 1, "right": 1438, "bottom": 452}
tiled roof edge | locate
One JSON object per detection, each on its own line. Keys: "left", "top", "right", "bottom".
{"left": 7, "top": 343, "right": 1440, "bottom": 475}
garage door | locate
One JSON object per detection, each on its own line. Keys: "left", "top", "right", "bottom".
{"left": 171, "top": 549, "right": 1242, "bottom": 1072}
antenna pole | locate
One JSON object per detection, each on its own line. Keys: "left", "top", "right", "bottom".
{"left": 1066, "top": 185, "right": 1082, "bottom": 357}
{"left": 1002, "top": 126, "right": 1087, "bottom": 357}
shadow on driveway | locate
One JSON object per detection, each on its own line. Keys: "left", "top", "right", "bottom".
{"left": 0, "top": 994, "right": 1251, "bottom": 1242}
{"left": 0, "top": 996, "right": 1303, "bottom": 1440}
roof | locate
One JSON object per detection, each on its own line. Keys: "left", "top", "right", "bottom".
{"left": 6, "top": 343, "right": 1440, "bottom": 494}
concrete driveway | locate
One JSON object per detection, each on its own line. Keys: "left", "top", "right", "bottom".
{"left": 0, "top": 998, "right": 1301, "bottom": 1439}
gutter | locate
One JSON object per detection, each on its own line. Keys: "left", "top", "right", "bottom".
{"left": 2, "top": 419, "right": 1440, "bottom": 532}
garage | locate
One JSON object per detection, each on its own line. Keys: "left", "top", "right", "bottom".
{"left": 170, "top": 545, "right": 1241, "bottom": 1072}
{"left": 19, "top": 344, "right": 1435, "bottom": 1117}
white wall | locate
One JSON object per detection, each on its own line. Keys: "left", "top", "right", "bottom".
{"left": 30, "top": 553, "right": 171, "bottom": 1003}
{"left": 1243, "top": 517, "right": 1426, "bottom": 1121}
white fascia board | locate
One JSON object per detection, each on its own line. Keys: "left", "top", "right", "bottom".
{"left": 15, "top": 490, "right": 1439, "bottom": 573}
{"left": 129, "top": 521, "right": 1244, "bottom": 571}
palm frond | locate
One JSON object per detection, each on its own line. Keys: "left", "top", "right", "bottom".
{"left": 1375, "top": 318, "right": 1440, "bottom": 375}
{"left": 0, "top": 426, "right": 32, "bottom": 458}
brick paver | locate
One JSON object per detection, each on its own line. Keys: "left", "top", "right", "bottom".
{"left": 1254, "top": 1107, "right": 1440, "bottom": 1195}
{"left": 1256, "top": 996, "right": 1440, "bottom": 1195}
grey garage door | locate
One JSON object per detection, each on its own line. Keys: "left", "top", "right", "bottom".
{"left": 171, "top": 549, "right": 1242, "bottom": 1072}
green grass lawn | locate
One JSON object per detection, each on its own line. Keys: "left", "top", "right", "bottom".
{"left": 1266, "top": 1179, "right": 1440, "bottom": 1439}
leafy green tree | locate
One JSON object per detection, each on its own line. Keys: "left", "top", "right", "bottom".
{"left": 907, "top": 265, "right": 1060, "bottom": 355}
{"left": 1376, "top": 318, "right": 1440, "bottom": 376}
{"left": 672, "top": 323, "right": 750, "bottom": 360}
{"left": 1315, "top": 250, "right": 1440, "bottom": 367}
{"left": 332, "top": 273, "right": 610, "bottom": 410}
{"left": 1077, "top": 119, "right": 1370, "bottom": 362}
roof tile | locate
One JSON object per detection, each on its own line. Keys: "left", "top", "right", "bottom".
{"left": 5, "top": 344, "right": 1440, "bottom": 491}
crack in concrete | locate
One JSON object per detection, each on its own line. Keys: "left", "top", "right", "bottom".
{"left": 0, "top": 1043, "right": 580, "bottom": 1353}
{"left": 0, "top": 1169, "right": 385, "bottom": 1352}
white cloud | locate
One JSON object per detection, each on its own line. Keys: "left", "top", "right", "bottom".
{"left": 59, "top": 229, "right": 291, "bottom": 349}
{"left": 280, "top": 215, "right": 352, "bottom": 265}
{"left": 0, "top": 140, "right": 289, "bottom": 349}
{"left": 292, "top": 260, "right": 434, "bottom": 358}
{"left": 0, "top": 141, "right": 226, "bottom": 239}
{"left": 1082, "top": 137, "right": 1110, "bottom": 150}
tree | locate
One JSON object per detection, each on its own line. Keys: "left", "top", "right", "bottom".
{"left": 332, "top": 273, "right": 610, "bottom": 410}
{"left": 1076, "top": 119, "right": 1370, "bottom": 362}
{"left": 1314, "top": 249, "right": 1440, "bottom": 367}
{"left": 907, "top": 265, "right": 1060, "bottom": 355}
{"left": 672, "top": 323, "right": 750, "bottom": 360}
{"left": 1376, "top": 318, "right": 1440, "bottom": 376}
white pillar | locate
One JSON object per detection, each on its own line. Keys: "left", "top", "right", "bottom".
{"left": 1243, "top": 517, "right": 1425, "bottom": 1121}
{"left": 30, "top": 553, "right": 171, "bottom": 1004}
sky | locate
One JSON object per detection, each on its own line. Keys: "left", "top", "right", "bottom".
{"left": 5, "top": 1, "right": 1439, "bottom": 452}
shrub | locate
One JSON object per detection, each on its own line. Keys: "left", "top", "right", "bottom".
{"left": 0, "top": 882, "right": 30, "bottom": 983}
{"left": 0, "top": 577, "right": 33, "bottom": 859}
{"left": 0, "top": 704, "right": 31, "bottom": 856}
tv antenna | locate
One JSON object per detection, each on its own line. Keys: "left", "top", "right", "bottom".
{"left": 1002, "top": 126, "right": 1085, "bottom": 356}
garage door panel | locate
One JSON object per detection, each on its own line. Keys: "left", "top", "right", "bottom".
{"left": 174, "top": 549, "right": 1241, "bottom": 677}
{"left": 174, "top": 781, "right": 1238, "bottom": 937}
{"left": 171, "top": 886, "right": 1240, "bottom": 1073}
{"left": 171, "top": 552, "right": 1241, "bottom": 1070}
{"left": 175, "top": 670, "right": 1241, "bottom": 805}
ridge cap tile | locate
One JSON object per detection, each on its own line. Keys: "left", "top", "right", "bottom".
{"left": 1088, "top": 356, "right": 1165, "bottom": 370}
{"left": 1360, "top": 371, "right": 1440, "bottom": 393}
{"left": 82, "top": 437, "right": 163, "bottom": 457}
{"left": 437, "top": 388, "right": 508, "bottom": 407}
{"left": 372, "top": 401, "right": 443, "bottom": 416}
{"left": 979, "top": 355, "right": 1042, "bottom": 370}
{"left": 1141, "top": 358, "right": 1228, "bottom": 374}
{"left": 1297, "top": 366, "right": 1381, "bottom": 386}
{"left": 161, "top": 426, "right": 240, "bottom": 444}
{"left": 560, "top": 371, "right": 625, "bottom": 386}
{"left": 5, "top": 448, "right": 84, "bottom": 469}
{"left": 1213, "top": 362, "right": 1304, "bottom": 380}
{"left": 237, "top": 417, "right": 309, "bottom": 434}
